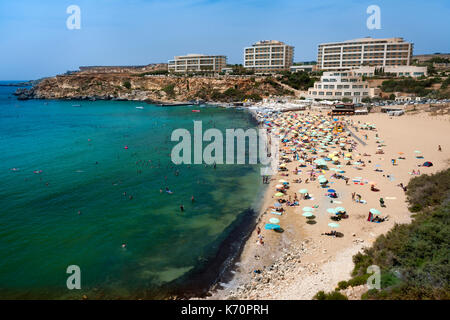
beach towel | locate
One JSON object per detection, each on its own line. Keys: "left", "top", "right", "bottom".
{"left": 271, "top": 211, "right": 282, "bottom": 216}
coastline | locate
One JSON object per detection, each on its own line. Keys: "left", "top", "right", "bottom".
{"left": 202, "top": 108, "right": 450, "bottom": 300}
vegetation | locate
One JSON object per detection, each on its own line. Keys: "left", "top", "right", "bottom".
{"left": 314, "top": 290, "right": 348, "bottom": 300}
{"left": 345, "top": 168, "right": 450, "bottom": 300}
{"left": 137, "top": 70, "right": 169, "bottom": 76}
{"left": 380, "top": 78, "right": 441, "bottom": 96}
{"left": 209, "top": 87, "right": 262, "bottom": 102}
{"left": 122, "top": 81, "right": 131, "bottom": 90}
{"left": 279, "top": 71, "right": 317, "bottom": 90}
{"left": 440, "top": 76, "right": 450, "bottom": 90}
{"left": 425, "top": 57, "right": 450, "bottom": 64}
{"left": 229, "top": 64, "right": 255, "bottom": 75}
{"left": 162, "top": 84, "right": 176, "bottom": 98}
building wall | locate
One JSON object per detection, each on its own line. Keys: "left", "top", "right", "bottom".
{"left": 351, "top": 65, "right": 427, "bottom": 78}
{"left": 317, "top": 37, "right": 413, "bottom": 70}
{"left": 244, "top": 40, "right": 294, "bottom": 73}
{"left": 307, "top": 71, "right": 375, "bottom": 103}
{"left": 168, "top": 55, "right": 227, "bottom": 73}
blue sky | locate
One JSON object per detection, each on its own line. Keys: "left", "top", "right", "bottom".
{"left": 0, "top": 0, "right": 449, "bottom": 80}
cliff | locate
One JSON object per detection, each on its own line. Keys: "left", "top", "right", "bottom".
{"left": 16, "top": 73, "right": 295, "bottom": 103}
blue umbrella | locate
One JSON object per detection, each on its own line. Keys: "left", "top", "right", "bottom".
{"left": 327, "top": 189, "right": 336, "bottom": 193}
{"left": 265, "top": 223, "right": 281, "bottom": 230}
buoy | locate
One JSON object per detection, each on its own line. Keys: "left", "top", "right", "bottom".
{"left": 124, "top": 146, "right": 128, "bottom": 149}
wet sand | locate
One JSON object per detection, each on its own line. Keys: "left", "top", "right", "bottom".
{"left": 205, "top": 110, "right": 450, "bottom": 300}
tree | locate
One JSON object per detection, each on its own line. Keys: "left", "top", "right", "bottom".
{"left": 389, "top": 93, "right": 396, "bottom": 100}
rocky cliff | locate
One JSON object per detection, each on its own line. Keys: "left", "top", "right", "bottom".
{"left": 16, "top": 73, "right": 294, "bottom": 103}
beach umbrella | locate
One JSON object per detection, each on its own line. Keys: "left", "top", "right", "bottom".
{"left": 299, "top": 189, "right": 308, "bottom": 194}
{"left": 275, "top": 184, "right": 284, "bottom": 188}
{"left": 414, "top": 150, "right": 421, "bottom": 154}
{"left": 335, "top": 207, "right": 346, "bottom": 213}
{"left": 269, "top": 218, "right": 280, "bottom": 224}
{"left": 303, "top": 206, "right": 314, "bottom": 212}
{"left": 327, "top": 208, "right": 336, "bottom": 214}
{"left": 265, "top": 224, "right": 281, "bottom": 230}
{"left": 327, "top": 189, "right": 336, "bottom": 193}
{"left": 274, "top": 202, "right": 282, "bottom": 208}
{"left": 275, "top": 192, "right": 284, "bottom": 197}
{"left": 328, "top": 222, "right": 340, "bottom": 228}
{"left": 302, "top": 212, "right": 314, "bottom": 217}
{"left": 319, "top": 178, "right": 328, "bottom": 184}
{"left": 279, "top": 179, "right": 287, "bottom": 183}
{"left": 370, "top": 208, "right": 381, "bottom": 215}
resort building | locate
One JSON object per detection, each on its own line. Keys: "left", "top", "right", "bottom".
{"left": 244, "top": 40, "right": 294, "bottom": 73}
{"left": 168, "top": 54, "right": 227, "bottom": 73}
{"left": 317, "top": 37, "right": 413, "bottom": 70}
{"left": 350, "top": 65, "right": 427, "bottom": 78}
{"left": 290, "top": 64, "right": 319, "bottom": 73}
{"left": 307, "top": 71, "right": 376, "bottom": 103}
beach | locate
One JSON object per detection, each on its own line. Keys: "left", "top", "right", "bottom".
{"left": 206, "top": 108, "right": 450, "bottom": 300}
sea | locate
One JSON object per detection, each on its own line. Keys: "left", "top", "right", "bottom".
{"left": 0, "top": 81, "right": 265, "bottom": 299}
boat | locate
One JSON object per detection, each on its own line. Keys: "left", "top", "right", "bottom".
{"left": 136, "top": 106, "right": 144, "bottom": 109}
{"left": 192, "top": 110, "right": 200, "bottom": 113}
{"left": 72, "top": 104, "right": 81, "bottom": 107}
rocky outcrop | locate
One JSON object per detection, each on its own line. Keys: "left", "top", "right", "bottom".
{"left": 15, "top": 73, "right": 294, "bottom": 103}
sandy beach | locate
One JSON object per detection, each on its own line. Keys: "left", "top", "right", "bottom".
{"left": 206, "top": 108, "right": 450, "bottom": 300}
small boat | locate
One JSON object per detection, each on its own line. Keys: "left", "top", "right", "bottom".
{"left": 136, "top": 106, "right": 144, "bottom": 109}
{"left": 72, "top": 104, "right": 81, "bottom": 107}
{"left": 192, "top": 110, "right": 200, "bottom": 113}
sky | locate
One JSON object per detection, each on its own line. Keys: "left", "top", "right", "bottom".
{"left": 0, "top": 0, "right": 449, "bottom": 80}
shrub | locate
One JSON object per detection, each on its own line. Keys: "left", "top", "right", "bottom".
{"left": 162, "top": 84, "right": 176, "bottom": 98}
{"left": 314, "top": 290, "right": 348, "bottom": 300}
{"left": 343, "top": 168, "right": 450, "bottom": 300}
{"left": 122, "top": 81, "right": 131, "bottom": 90}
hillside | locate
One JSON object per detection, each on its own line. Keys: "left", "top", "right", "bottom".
{"left": 15, "top": 73, "right": 295, "bottom": 103}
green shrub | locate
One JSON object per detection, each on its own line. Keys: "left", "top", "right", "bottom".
{"left": 122, "top": 81, "right": 131, "bottom": 90}
{"left": 314, "top": 290, "right": 348, "bottom": 300}
{"left": 344, "top": 168, "right": 450, "bottom": 300}
{"left": 162, "top": 84, "right": 176, "bottom": 98}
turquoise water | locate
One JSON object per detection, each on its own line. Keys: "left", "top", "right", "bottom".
{"left": 0, "top": 83, "right": 263, "bottom": 299}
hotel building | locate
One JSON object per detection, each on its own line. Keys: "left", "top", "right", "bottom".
{"left": 168, "top": 54, "right": 227, "bottom": 73}
{"left": 351, "top": 65, "right": 427, "bottom": 78}
{"left": 244, "top": 40, "right": 294, "bottom": 73}
{"left": 307, "top": 71, "right": 377, "bottom": 103}
{"left": 317, "top": 37, "right": 413, "bottom": 70}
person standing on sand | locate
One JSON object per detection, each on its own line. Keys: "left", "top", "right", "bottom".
{"left": 257, "top": 226, "right": 261, "bottom": 235}
{"left": 438, "top": 145, "right": 442, "bottom": 152}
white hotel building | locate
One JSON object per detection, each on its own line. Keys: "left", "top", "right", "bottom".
{"left": 168, "top": 54, "right": 227, "bottom": 73}
{"left": 244, "top": 40, "right": 294, "bottom": 73}
{"left": 317, "top": 37, "right": 413, "bottom": 70}
{"left": 307, "top": 71, "right": 376, "bottom": 103}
